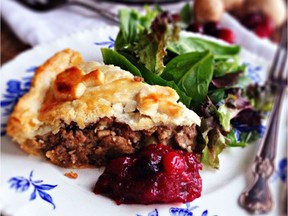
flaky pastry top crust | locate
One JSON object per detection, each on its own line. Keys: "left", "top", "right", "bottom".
{"left": 7, "top": 49, "right": 200, "bottom": 150}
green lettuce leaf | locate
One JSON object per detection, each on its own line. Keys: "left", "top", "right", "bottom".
{"left": 101, "top": 48, "right": 142, "bottom": 77}
{"left": 115, "top": 7, "right": 179, "bottom": 75}
{"left": 226, "top": 129, "right": 262, "bottom": 147}
{"left": 179, "top": 3, "right": 193, "bottom": 27}
{"left": 213, "top": 57, "right": 246, "bottom": 77}
{"left": 201, "top": 126, "right": 229, "bottom": 169}
{"left": 161, "top": 51, "right": 213, "bottom": 107}
{"left": 217, "top": 104, "right": 238, "bottom": 132}
{"left": 133, "top": 13, "right": 180, "bottom": 75}
{"left": 226, "top": 130, "right": 247, "bottom": 147}
{"left": 208, "top": 89, "right": 225, "bottom": 104}
{"left": 115, "top": 7, "right": 160, "bottom": 51}
{"left": 168, "top": 36, "right": 240, "bottom": 58}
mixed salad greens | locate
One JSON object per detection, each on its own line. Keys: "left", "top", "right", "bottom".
{"left": 101, "top": 6, "right": 274, "bottom": 169}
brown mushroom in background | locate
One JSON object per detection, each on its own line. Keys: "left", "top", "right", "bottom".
{"left": 221, "top": 0, "right": 245, "bottom": 10}
{"left": 193, "top": 0, "right": 225, "bottom": 23}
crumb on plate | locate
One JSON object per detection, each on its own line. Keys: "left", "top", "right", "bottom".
{"left": 64, "top": 171, "right": 78, "bottom": 179}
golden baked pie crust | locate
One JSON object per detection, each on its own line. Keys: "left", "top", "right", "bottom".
{"left": 7, "top": 49, "right": 200, "bottom": 157}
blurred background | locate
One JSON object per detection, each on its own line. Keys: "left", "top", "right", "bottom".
{"left": 1, "top": 0, "right": 287, "bottom": 64}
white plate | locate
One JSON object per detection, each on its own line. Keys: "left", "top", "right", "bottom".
{"left": 1, "top": 26, "right": 287, "bottom": 216}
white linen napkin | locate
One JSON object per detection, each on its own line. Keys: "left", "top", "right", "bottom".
{"left": 2, "top": 0, "right": 276, "bottom": 60}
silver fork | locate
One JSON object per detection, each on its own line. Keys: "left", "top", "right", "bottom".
{"left": 14, "top": 0, "right": 119, "bottom": 23}
{"left": 239, "top": 25, "right": 287, "bottom": 214}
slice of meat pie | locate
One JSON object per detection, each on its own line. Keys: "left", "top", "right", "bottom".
{"left": 7, "top": 49, "right": 201, "bottom": 168}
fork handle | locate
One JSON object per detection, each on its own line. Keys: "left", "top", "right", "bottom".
{"left": 239, "top": 156, "right": 274, "bottom": 213}
{"left": 239, "top": 88, "right": 285, "bottom": 214}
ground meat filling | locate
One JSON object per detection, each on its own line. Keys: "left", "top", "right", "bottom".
{"left": 36, "top": 117, "right": 198, "bottom": 167}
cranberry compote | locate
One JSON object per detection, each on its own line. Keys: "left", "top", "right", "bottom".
{"left": 94, "top": 144, "right": 202, "bottom": 204}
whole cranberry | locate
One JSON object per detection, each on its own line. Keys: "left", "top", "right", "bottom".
{"left": 135, "top": 155, "right": 162, "bottom": 177}
{"left": 204, "top": 22, "right": 221, "bottom": 36}
{"left": 254, "top": 17, "right": 275, "bottom": 38}
{"left": 216, "top": 28, "right": 235, "bottom": 44}
{"left": 163, "top": 152, "right": 185, "bottom": 175}
{"left": 187, "top": 22, "right": 204, "bottom": 34}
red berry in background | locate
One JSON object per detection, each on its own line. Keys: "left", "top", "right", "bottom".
{"left": 241, "top": 13, "right": 263, "bottom": 30}
{"left": 239, "top": 12, "right": 275, "bottom": 39}
{"left": 216, "top": 28, "right": 235, "bottom": 44}
{"left": 163, "top": 151, "right": 185, "bottom": 174}
{"left": 187, "top": 22, "right": 204, "bottom": 34}
{"left": 254, "top": 17, "right": 275, "bottom": 38}
{"left": 204, "top": 22, "right": 221, "bottom": 36}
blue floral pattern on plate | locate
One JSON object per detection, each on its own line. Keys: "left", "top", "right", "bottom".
{"left": 0, "top": 67, "right": 35, "bottom": 135}
{"left": 136, "top": 208, "right": 159, "bottom": 216}
{"left": 136, "top": 203, "right": 217, "bottom": 216}
{"left": 244, "top": 63, "right": 263, "bottom": 84}
{"left": 273, "top": 157, "right": 287, "bottom": 183}
{"left": 95, "top": 36, "right": 115, "bottom": 48}
{"left": 8, "top": 171, "right": 57, "bottom": 209}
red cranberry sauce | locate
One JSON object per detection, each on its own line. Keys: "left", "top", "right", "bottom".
{"left": 94, "top": 144, "right": 202, "bottom": 205}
